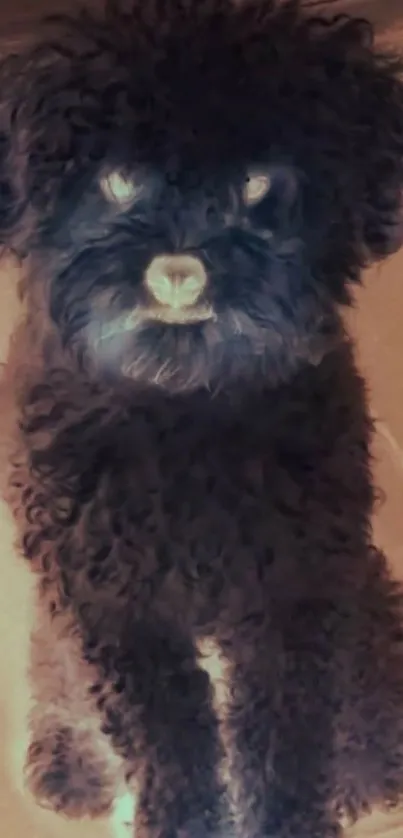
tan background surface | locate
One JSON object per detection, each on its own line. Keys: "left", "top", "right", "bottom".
{"left": 0, "top": 1, "right": 402, "bottom": 836}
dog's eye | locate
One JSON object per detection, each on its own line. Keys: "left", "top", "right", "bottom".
{"left": 100, "top": 171, "right": 138, "bottom": 206}
{"left": 244, "top": 173, "right": 271, "bottom": 206}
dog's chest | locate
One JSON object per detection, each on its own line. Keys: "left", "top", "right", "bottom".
{"left": 111, "top": 411, "right": 280, "bottom": 575}
{"left": 69, "top": 398, "right": 318, "bottom": 604}
{"left": 58, "top": 407, "right": 287, "bottom": 626}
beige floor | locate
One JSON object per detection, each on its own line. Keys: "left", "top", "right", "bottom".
{"left": 0, "top": 1, "right": 403, "bottom": 836}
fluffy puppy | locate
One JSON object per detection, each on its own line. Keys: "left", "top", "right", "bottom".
{"left": 2, "top": 1, "right": 403, "bottom": 837}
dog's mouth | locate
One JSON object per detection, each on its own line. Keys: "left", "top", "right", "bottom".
{"left": 88, "top": 303, "right": 217, "bottom": 347}
{"left": 139, "top": 304, "right": 216, "bottom": 325}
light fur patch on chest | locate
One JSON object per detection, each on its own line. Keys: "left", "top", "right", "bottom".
{"left": 196, "top": 637, "right": 259, "bottom": 834}
{"left": 196, "top": 637, "right": 232, "bottom": 716}
{"left": 195, "top": 637, "right": 234, "bottom": 792}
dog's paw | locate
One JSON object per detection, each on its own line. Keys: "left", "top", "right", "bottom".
{"left": 24, "top": 725, "right": 115, "bottom": 819}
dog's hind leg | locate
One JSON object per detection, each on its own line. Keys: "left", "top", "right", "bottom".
{"left": 332, "top": 548, "right": 403, "bottom": 826}
{"left": 24, "top": 594, "right": 128, "bottom": 822}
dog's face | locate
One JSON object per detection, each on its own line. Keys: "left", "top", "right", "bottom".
{"left": 1, "top": 0, "right": 403, "bottom": 393}
{"left": 45, "top": 157, "right": 323, "bottom": 393}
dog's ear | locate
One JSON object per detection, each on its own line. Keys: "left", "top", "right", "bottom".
{"left": 351, "top": 30, "right": 403, "bottom": 260}
{"left": 0, "top": 32, "right": 87, "bottom": 258}
{"left": 317, "top": 16, "right": 403, "bottom": 262}
{"left": 0, "top": 50, "right": 32, "bottom": 256}
{"left": 0, "top": 128, "right": 22, "bottom": 254}
{"left": 0, "top": 100, "right": 15, "bottom": 250}
{"left": 0, "top": 130, "right": 10, "bottom": 235}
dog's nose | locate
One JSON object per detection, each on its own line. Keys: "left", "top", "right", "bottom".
{"left": 144, "top": 255, "right": 207, "bottom": 308}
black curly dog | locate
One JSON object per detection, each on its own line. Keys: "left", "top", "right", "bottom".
{"left": 2, "top": 1, "right": 403, "bottom": 836}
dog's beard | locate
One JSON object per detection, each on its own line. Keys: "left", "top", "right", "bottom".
{"left": 84, "top": 303, "right": 272, "bottom": 393}
{"left": 79, "top": 299, "right": 332, "bottom": 394}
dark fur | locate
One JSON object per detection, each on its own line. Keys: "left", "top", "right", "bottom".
{"left": 2, "top": 1, "right": 403, "bottom": 836}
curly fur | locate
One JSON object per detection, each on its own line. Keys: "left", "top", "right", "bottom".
{"left": 2, "top": 1, "right": 403, "bottom": 836}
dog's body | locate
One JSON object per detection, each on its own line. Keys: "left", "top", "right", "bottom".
{"left": 3, "top": 1, "right": 403, "bottom": 836}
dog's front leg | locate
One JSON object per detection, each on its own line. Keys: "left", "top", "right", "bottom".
{"left": 221, "top": 600, "right": 341, "bottom": 838}
{"left": 88, "top": 620, "right": 228, "bottom": 838}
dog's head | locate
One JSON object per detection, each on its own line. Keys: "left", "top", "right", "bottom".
{"left": 1, "top": 0, "right": 403, "bottom": 393}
